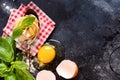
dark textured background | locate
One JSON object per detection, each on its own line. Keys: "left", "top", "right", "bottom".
{"left": 1, "top": 0, "right": 120, "bottom": 80}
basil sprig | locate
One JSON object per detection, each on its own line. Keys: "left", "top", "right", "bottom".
{"left": 0, "top": 15, "right": 36, "bottom": 80}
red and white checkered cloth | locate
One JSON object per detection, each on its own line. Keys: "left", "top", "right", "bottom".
{"left": 2, "top": 2, "right": 55, "bottom": 56}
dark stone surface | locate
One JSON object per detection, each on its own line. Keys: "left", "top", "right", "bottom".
{"left": 1, "top": 0, "right": 120, "bottom": 80}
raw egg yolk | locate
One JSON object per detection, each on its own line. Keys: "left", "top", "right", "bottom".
{"left": 37, "top": 45, "right": 56, "bottom": 63}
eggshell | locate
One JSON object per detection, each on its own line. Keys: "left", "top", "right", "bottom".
{"left": 56, "top": 60, "right": 78, "bottom": 79}
{"left": 36, "top": 70, "right": 56, "bottom": 80}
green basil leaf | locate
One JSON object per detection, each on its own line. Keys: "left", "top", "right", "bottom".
{"left": 5, "top": 36, "right": 12, "bottom": 44}
{"left": 15, "top": 69, "right": 35, "bottom": 80}
{"left": 22, "top": 16, "right": 35, "bottom": 27}
{"left": 12, "top": 16, "right": 35, "bottom": 39}
{"left": 5, "top": 36, "right": 16, "bottom": 52}
{"left": 11, "top": 61, "right": 28, "bottom": 70}
{"left": 0, "top": 38, "right": 14, "bottom": 62}
{"left": 4, "top": 73, "right": 17, "bottom": 80}
{"left": 5, "top": 36, "right": 16, "bottom": 60}
{"left": 0, "top": 63, "right": 8, "bottom": 77}
{"left": 0, "top": 63, "right": 7, "bottom": 72}
{"left": 0, "top": 63, "right": 12, "bottom": 77}
{"left": 12, "top": 27, "right": 23, "bottom": 40}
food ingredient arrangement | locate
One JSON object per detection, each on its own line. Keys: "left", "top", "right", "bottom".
{"left": 0, "top": 16, "right": 36, "bottom": 80}
{"left": 0, "top": 1, "right": 78, "bottom": 80}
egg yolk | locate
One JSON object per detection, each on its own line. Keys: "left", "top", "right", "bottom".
{"left": 37, "top": 45, "right": 56, "bottom": 63}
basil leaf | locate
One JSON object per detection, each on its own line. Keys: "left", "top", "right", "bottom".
{"left": 4, "top": 74, "right": 17, "bottom": 80}
{"left": 0, "top": 38, "right": 14, "bottom": 62}
{"left": 5, "top": 36, "right": 16, "bottom": 52}
{"left": 12, "top": 27, "right": 23, "bottom": 40}
{"left": 22, "top": 16, "right": 35, "bottom": 27}
{"left": 0, "top": 63, "right": 8, "bottom": 77}
{"left": 15, "top": 69, "right": 35, "bottom": 80}
{"left": 0, "top": 64, "right": 13, "bottom": 77}
{"left": 11, "top": 61, "right": 28, "bottom": 70}
{"left": 5, "top": 36, "right": 12, "bottom": 44}
{"left": 12, "top": 16, "right": 35, "bottom": 39}
{"left": 5, "top": 36, "right": 16, "bottom": 60}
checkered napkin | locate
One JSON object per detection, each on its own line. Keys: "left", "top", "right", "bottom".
{"left": 2, "top": 2, "right": 55, "bottom": 56}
